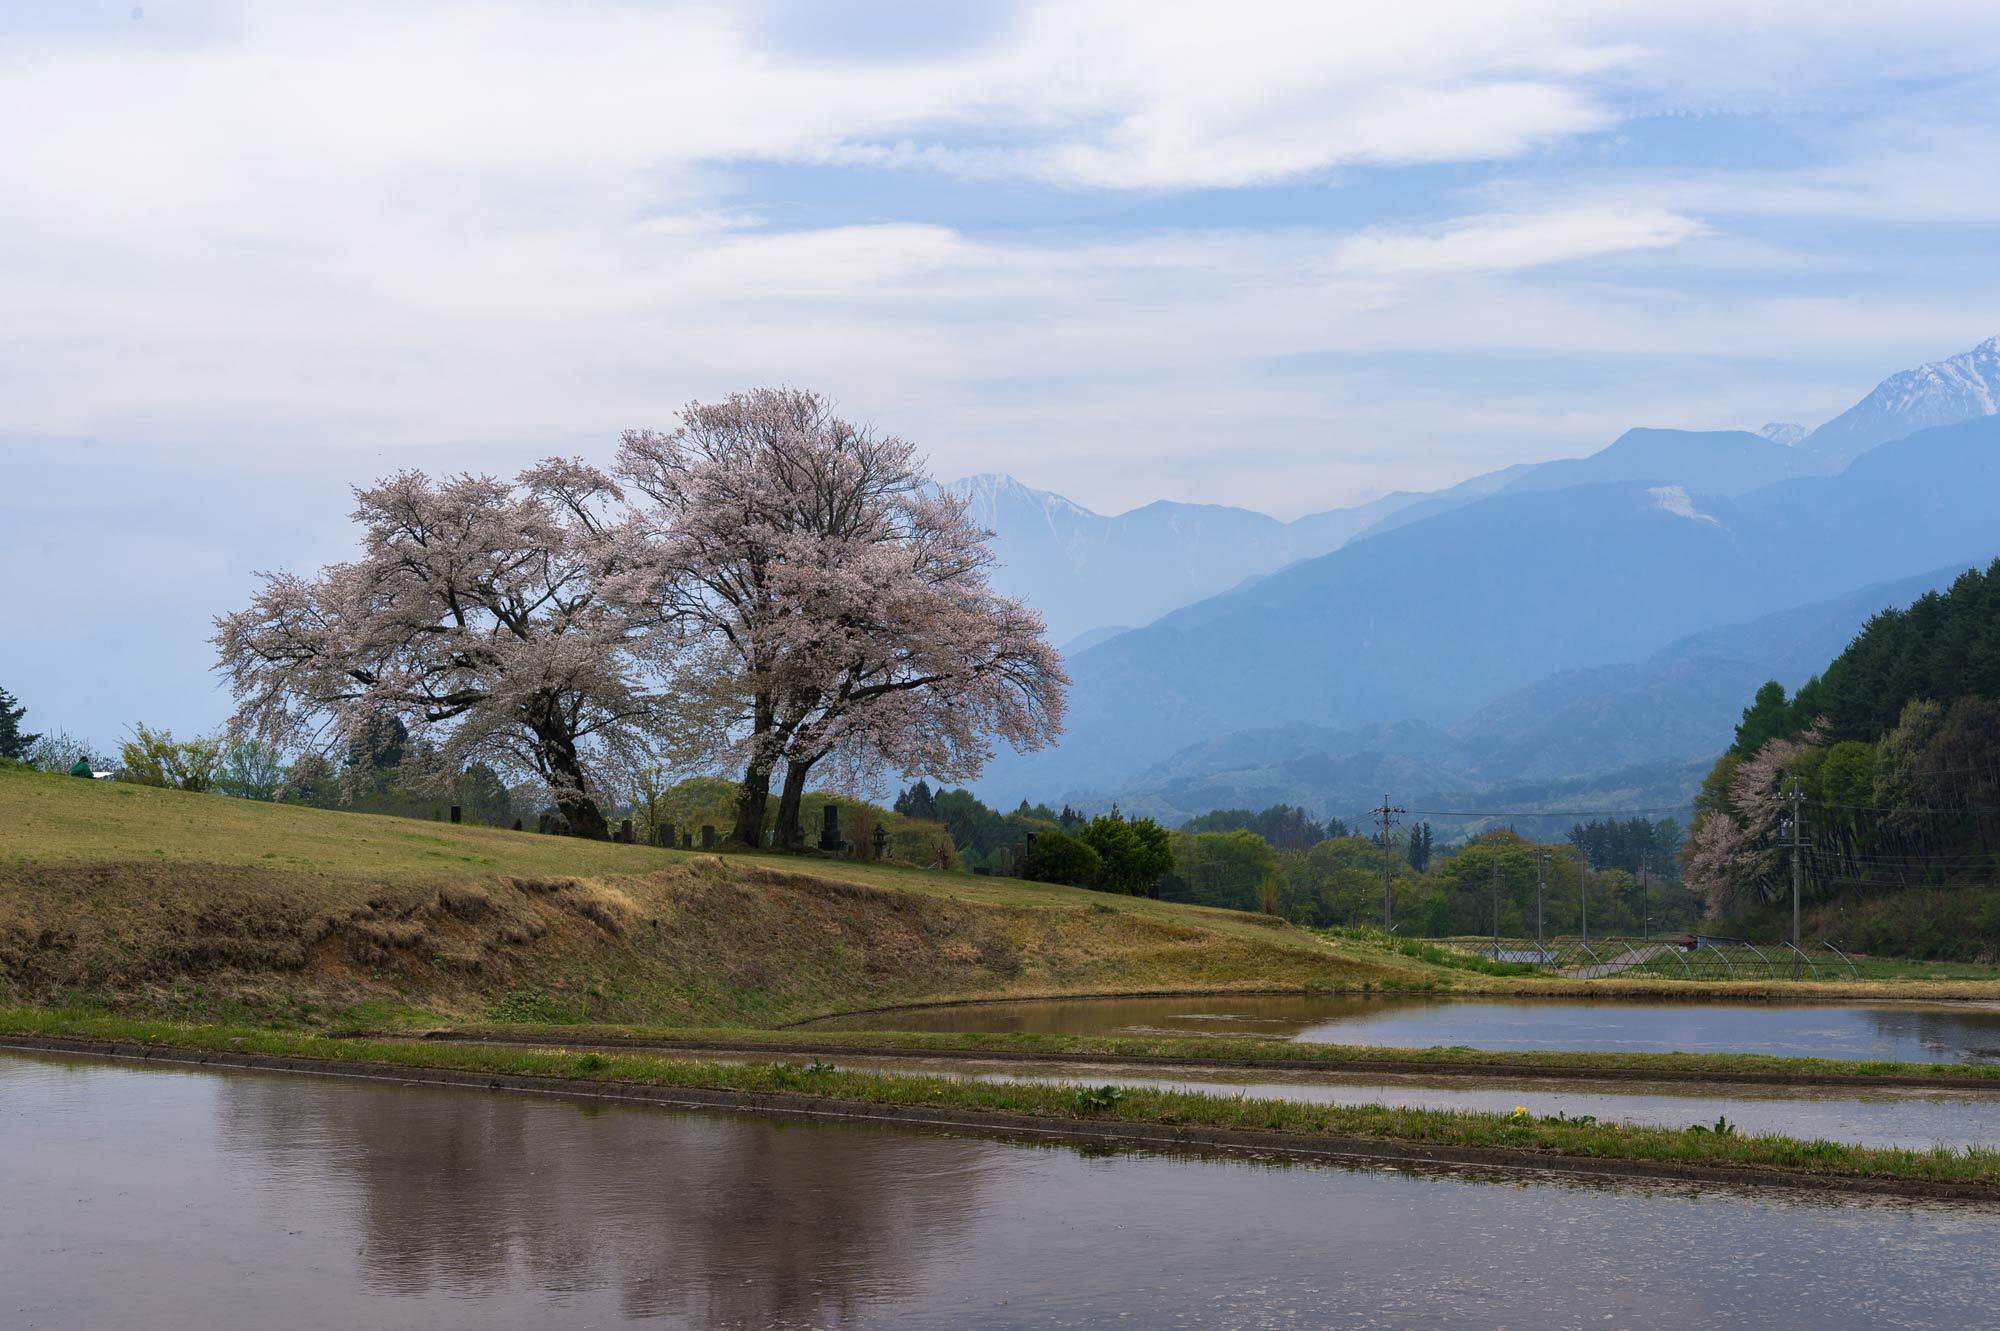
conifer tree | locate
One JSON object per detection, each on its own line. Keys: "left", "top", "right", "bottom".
{"left": 0, "top": 685, "right": 38, "bottom": 761}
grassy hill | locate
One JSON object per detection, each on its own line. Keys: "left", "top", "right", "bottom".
{"left": 0, "top": 767, "right": 1424, "bottom": 1027}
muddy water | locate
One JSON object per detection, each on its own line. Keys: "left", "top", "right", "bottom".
{"left": 798, "top": 1053, "right": 2000, "bottom": 1151}
{"left": 6, "top": 1052, "right": 2000, "bottom": 1330}
{"left": 814, "top": 994, "right": 2000, "bottom": 1062}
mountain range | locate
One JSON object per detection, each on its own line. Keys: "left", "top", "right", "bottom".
{"left": 945, "top": 474, "right": 1425, "bottom": 648}
{"left": 964, "top": 336, "right": 2000, "bottom": 651}
{"left": 954, "top": 335, "right": 2000, "bottom": 829}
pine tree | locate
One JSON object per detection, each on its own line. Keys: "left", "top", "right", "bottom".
{"left": 894, "top": 780, "right": 937, "bottom": 820}
{"left": 1406, "top": 821, "right": 1433, "bottom": 872}
{"left": 0, "top": 685, "right": 39, "bottom": 761}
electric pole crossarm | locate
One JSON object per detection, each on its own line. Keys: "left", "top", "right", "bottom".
{"left": 1369, "top": 796, "right": 1405, "bottom": 933}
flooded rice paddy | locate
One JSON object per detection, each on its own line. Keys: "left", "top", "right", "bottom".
{"left": 787, "top": 1051, "right": 2000, "bottom": 1151}
{"left": 814, "top": 994, "right": 2000, "bottom": 1063}
{"left": 6, "top": 1051, "right": 1999, "bottom": 1330}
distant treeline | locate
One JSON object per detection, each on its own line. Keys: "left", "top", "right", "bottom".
{"left": 889, "top": 784, "right": 1698, "bottom": 936}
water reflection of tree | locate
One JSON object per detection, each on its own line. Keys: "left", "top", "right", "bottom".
{"left": 217, "top": 1078, "right": 986, "bottom": 1327}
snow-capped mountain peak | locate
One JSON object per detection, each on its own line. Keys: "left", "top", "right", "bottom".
{"left": 1757, "top": 422, "right": 1808, "bottom": 446}
{"left": 1804, "top": 335, "right": 2000, "bottom": 466}
{"left": 944, "top": 474, "right": 1096, "bottom": 533}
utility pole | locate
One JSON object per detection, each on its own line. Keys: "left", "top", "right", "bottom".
{"left": 1787, "top": 779, "right": 1806, "bottom": 980}
{"left": 1577, "top": 851, "right": 1590, "bottom": 946}
{"left": 1535, "top": 850, "right": 1547, "bottom": 955}
{"left": 1639, "top": 855, "right": 1650, "bottom": 942}
{"left": 1490, "top": 849, "right": 1501, "bottom": 955}
{"left": 1370, "top": 796, "right": 1405, "bottom": 933}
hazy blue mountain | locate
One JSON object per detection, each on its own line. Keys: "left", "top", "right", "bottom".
{"left": 1339, "top": 463, "right": 1538, "bottom": 542}
{"left": 1496, "top": 428, "right": 1805, "bottom": 497}
{"left": 1447, "top": 656, "right": 1772, "bottom": 782}
{"left": 960, "top": 338, "right": 2000, "bottom": 654}
{"left": 1758, "top": 422, "right": 1809, "bottom": 446}
{"left": 1283, "top": 487, "right": 1453, "bottom": 550}
{"left": 947, "top": 473, "right": 1425, "bottom": 644}
{"left": 1080, "top": 563, "right": 1978, "bottom": 826}
{"left": 1455, "top": 562, "right": 1974, "bottom": 780}
{"left": 1344, "top": 427, "right": 1799, "bottom": 548}
{"left": 979, "top": 416, "right": 2000, "bottom": 804}
{"left": 1060, "top": 625, "right": 1130, "bottom": 656}
{"left": 1102, "top": 717, "right": 1716, "bottom": 837}
{"left": 1646, "top": 564, "right": 1970, "bottom": 683}
{"left": 1803, "top": 334, "right": 2000, "bottom": 467}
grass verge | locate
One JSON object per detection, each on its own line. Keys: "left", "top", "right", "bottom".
{"left": 413, "top": 1020, "right": 2000, "bottom": 1089}
{"left": 4, "top": 1011, "right": 2000, "bottom": 1199}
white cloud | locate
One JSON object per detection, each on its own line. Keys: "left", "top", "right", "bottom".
{"left": 4, "top": 0, "right": 2000, "bottom": 521}
{"left": 1327, "top": 208, "right": 1708, "bottom": 277}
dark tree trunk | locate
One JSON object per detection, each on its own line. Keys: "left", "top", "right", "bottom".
{"left": 556, "top": 788, "right": 609, "bottom": 840}
{"left": 774, "top": 758, "right": 814, "bottom": 851}
{"left": 537, "top": 722, "right": 608, "bottom": 839}
{"left": 731, "top": 694, "right": 778, "bottom": 847}
{"left": 546, "top": 754, "right": 608, "bottom": 838}
{"left": 733, "top": 760, "right": 774, "bottom": 847}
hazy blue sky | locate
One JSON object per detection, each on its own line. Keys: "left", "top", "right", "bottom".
{"left": 5, "top": 0, "right": 2000, "bottom": 744}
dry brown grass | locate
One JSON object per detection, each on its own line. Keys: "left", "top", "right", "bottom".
{"left": 0, "top": 767, "right": 1424, "bottom": 1025}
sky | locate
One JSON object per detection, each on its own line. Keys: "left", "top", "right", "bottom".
{"left": 5, "top": 0, "right": 2000, "bottom": 746}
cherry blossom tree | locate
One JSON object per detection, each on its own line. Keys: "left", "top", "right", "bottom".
{"left": 617, "top": 388, "right": 1066, "bottom": 849}
{"left": 1682, "top": 725, "right": 1824, "bottom": 915}
{"left": 213, "top": 460, "right": 652, "bottom": 838}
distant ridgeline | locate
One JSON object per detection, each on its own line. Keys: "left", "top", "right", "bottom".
{"left": 1684, "top": 559, "right": 2000, "bottom": 958}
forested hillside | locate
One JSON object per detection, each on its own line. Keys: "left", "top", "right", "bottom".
{"left": 1683, "top": 560, "right": 2000, "bottom": 957}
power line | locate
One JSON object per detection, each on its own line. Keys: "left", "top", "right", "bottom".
{"left": 1807, "top": 797, "right": 2000, "bottom": 812}
{"left": 1407, "top": 806, "right": 1690, "bottom": 819}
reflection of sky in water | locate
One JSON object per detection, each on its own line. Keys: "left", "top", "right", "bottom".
{"left": 5, "top": 1052, "right": 2000, "bottom": 1331}
{"left": 824, "top": 995, "right": 2000, "bottom": 1063}
{"left": 775, "top": 1051, "right": 2000, "bottom": 1151}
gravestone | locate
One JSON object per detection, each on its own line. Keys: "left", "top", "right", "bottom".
{"left": 449, "top": 805, "right": 461, "bottom": 824}
{"left": 619, "top": 818, "right": 633, "bottom": 844}
{"left": 700, "top": 825, "right": 717, "bottom": 849}
{"left": 818, "top": 804, "right": 843, "bottom": 852}
{"left": 681, "top": 831, "right": 693, "bottom": 849}
{"left": 537, "top": 812, "right": 552, "bottom": 835}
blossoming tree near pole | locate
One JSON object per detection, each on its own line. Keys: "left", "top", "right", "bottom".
{"left": 213, "top": 461, "right": 653, "bottom": 839}
{"left": 617, "top": 388, "right": 1067, "bottom": 849}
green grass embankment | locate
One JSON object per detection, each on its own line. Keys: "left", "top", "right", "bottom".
{"left": 5, "top": 1012, "right": 1997, "bottom": 1199}
{"left": 0, "top": 766, "right": 1429, "bottom": 1024}
{"left": 406, "top": 1022, "right": 2000, "bottom": 1089}
{"left": 6, "top": 766, "right": 1997, "bottom": 1029}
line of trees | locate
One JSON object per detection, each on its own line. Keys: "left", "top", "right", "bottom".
{"left": 1148, "top": 822, "right": 1699, "bottom": 934}
{"left": 211, "top": 388, "right": 1069, "bottom": 846}
{"left": 872, "top": 787, "right": 1698, "bottom": 934}
{"left": 1567, "top": 817, "right": 1681, "bottom": 879}
{"left": 1182, "top": 804, "right": 1345, "bottom": 850}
